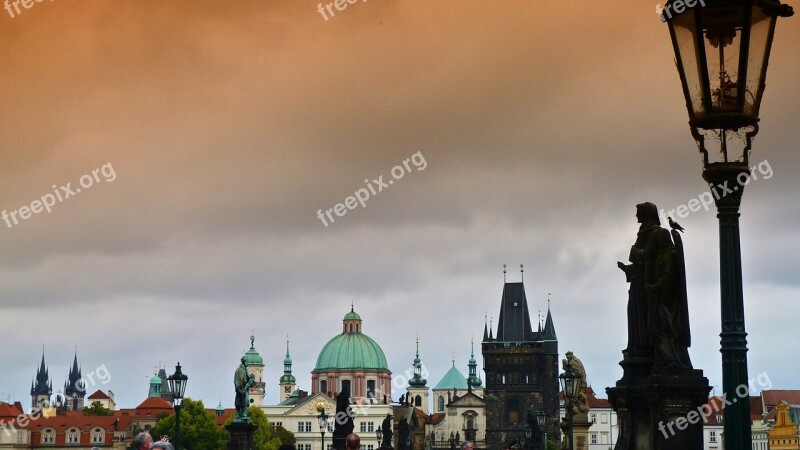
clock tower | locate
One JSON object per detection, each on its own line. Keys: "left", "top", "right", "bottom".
{"left": 279, "top": 336, "right": 296, "bottom": 402}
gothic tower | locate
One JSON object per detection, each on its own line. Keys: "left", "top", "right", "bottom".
{"left": 482, "top": 266, "right": 559, "bottom": 449}
{"left": 63, "top": 351, "right": 85, "bottom": 411}
{"left": 279, "top": 336, "right": 296, "bottom": 402}
{"left": 31, "top": 351, "right": 52, "bottom": 410}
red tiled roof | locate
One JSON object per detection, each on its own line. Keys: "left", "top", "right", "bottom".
{"left": 0, "top": 402, "right": 23, "bottom": 419}
{"left": 427, "top": 413, "right": 445, "bottom": 425}
{"left": 762, "top": 390, "right": 800, "bottom": 409}
{"left": 88, "top": 390, "right": 111, "bottom": 400}
{"left": 586, "top": 387, "right": 611, "bottom": 409}
{"left": 135, "top": 397, "right": 173, "bottom": 410}
{"left": 750, "top": 395, "right": 764, "bottom": 419}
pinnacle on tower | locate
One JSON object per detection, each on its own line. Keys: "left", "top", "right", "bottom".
{"left": 409, "top": 334, "right": 427, "bottom": 387}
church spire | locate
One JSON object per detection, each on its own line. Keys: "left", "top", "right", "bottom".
{"left": 280, "top": 334, "right": 296, "bottom": 385}
{"left": 483, "top": 313, "right": 489, "bottom": 341}
{"left": 409, "top": 334, "right": 427, "bottom": 387}
{"left": 467, "top": 336, "right": 482, "bottom": 389}
{"left": 543, "top": 293, "right": 557, "bottom": 340}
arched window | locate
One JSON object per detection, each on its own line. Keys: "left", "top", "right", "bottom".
{"left": 438, "top": 396, "right": 445, "bottom": 412}
{"left": 415, "top": 395, "right": 422, "bottom": 407}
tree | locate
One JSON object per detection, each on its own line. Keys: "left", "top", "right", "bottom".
{"left": 151, "top": 398, "right": 227, "bottom": 450}
{"left": 546, "top": 439, "right": 560, "bottom": 450}
{"left": 274, "top": 425, "right": 296, "bottom": 446}
{"left": 221, "top": 407, "right": 287, "bottom": 450}
{"left": 82, "top": 401, "right": 113, "bottom": 416}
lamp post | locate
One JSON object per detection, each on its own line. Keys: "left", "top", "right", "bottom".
{"left": 317, "top": 402, "right": 329, "bottom": 450}
{"left": 167, "top": 363, "right": 188, "bottom": 450}
{"left": 662, "top": 1, "right": 793, "bottom": 449}
{"left": 559, "top": 362, "right": 579, "bottom": 450}
{"left": 536, "top": 409, "right": 546, "bottom": 450}
{"left": 524, "top": 427, "right": 532, "bottom": 450}
{"left": 376, "top": 427, "right": 383, "bottom": 448}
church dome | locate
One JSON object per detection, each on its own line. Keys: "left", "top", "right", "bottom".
{"left": 243, "top": 336, "right": 263, "bottom": 365}
{"left": 314, "top": 307, "right": 387, "bottom": 371}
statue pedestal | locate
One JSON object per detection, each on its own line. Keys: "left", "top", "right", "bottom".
{"left": 607, "top": 367, "right": 710, "bottom": 450}
{"left": 571, "top": 413, "right": 592, "bottom": 450}
{"left": 226, "top": 421, "right": 257, "bottom": 450}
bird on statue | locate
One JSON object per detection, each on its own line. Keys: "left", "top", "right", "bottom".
{"left": 668, "top": 216, "right": 685, "bottom": 233}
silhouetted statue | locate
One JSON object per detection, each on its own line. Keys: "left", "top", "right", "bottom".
{"left": 647, "top": 227, "right": 692, "bottom": 370}
{"left": 399, "top": 394, "right": 405, "bottom": 405}
{"left": 381, "top": 414, "right": 393, "bottom": 447}
{"left": 617, "top": 202, "right": 661, "bottom": 352}
{"left": 398, "top": 418, "right": 410, "bottom": 450}
{"left": 333, "top": 387, "right": 355, "bottom": 449}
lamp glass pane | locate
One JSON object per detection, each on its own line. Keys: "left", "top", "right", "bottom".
{"left": 672, "top": 9, "right": 705, "bottom": 116}
{"left": 744, "top": 6, "right": 774, "bottom": 116}
{"left": 700, "top": 6, "right": 744, "bottom": 113}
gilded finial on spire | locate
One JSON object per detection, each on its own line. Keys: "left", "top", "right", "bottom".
{"left": 451, "top": 351, "right": 456, "bottom": 366}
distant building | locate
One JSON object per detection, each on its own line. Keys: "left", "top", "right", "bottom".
{"left": 482, "top": 276, "right": 560, "bottom": 449}
{"left": 262, "top": 307, "right": 393, "bottom": 450}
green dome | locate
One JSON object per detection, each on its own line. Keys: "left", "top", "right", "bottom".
{"left": 150, "top": 375, "right": 162, "bottom": 384}
{"left": 315, "top": 333, "right": 388, "bottom": 370}
{"left": 344, "top": 310, "right": 362, "bottom": 321}
{"left": 243, "top": 346, "right": 263, "bottom": 365}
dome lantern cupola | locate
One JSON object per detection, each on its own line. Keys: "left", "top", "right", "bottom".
{"left": 343, "top": 303, "right": 362, "bottom": 334}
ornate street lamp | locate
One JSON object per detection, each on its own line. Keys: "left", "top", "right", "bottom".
{"left": 663, "top": 1, "right": 793, "bottom": 449}
{"left": 524, "top": 427, "right": 532, "bottom": 450}
{"left": 536, "top": 409, "right": 547, "bottom": 450}
{"left": 168, "top": 363, "right": 188, "bottom": 450}
{"left": 317, "top": 402, "right": 329, "bottom": 450}
{"left": 559, "top": 363, "right": 579, "bottom": 450}
{"left": 376, "top": 427, "right": 383, "bottom": 448}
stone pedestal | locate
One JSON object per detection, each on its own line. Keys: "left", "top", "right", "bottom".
{"left": 226, "top": 421, "right": 257, "bottom": 450}
{"left": 607, "top": 364, "right": 710, "bottom": 450}
{"left": 571, "top": 413, "right": 592, "bottom": 450}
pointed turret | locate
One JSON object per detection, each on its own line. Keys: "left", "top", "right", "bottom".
{"left": 467, "top": 338, "right": 482, "bottom": 389}
{"left": 496, "top": 282, "right": 534, "bottom": 342}
{"left": 542, "top": 305, "right": 557, "bottom": 341}
{"left": 279, "top": 335, "right": 296, "bottom": 402}
{"left": 409, "top": 336, "right": 427, "bottom": 387}
{"left": 64, "top": 350, "right": 85, "bottom": 410}
{"left": 31, "top": 350, "right": 52, "bottom": 410}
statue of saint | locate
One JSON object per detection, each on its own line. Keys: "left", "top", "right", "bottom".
{"left": 647, "top": 228, "right": 692, "bottom": 370}
{"left": 617, "top": 202, "right": 661, "bottom": 352}
{"left": 234, "top": 356, "right": 255, "bottom": 422}
{"left": 381, "top": 414, "right": 394, "bottom": 447}
{"left": 333, "top": 387, "right": 355, "bottom": 441}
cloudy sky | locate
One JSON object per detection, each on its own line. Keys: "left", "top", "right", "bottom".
{"left": 1, "top": 1, "right": 798, "bottom": 411}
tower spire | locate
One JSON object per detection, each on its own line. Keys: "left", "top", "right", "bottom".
{"left": 483, "top": 312, "right": 489, "bottom": 341}
{"left": 409, "top": 334, "right": 427, "bottom": 387}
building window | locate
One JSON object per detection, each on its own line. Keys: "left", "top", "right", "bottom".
{"left": 710, "top": 431, "right": 716, "bottom": 443}
{"left": 601, "top": 413, "right": 608, "bottom": 424}
{"left": 415, "top": 395, "right": 422, "bottom": 407}
{"left": 438, "top": 396, "right": 445, "bottom": 412}
{"left": 92, "top": 428, "right": 104, "bottom": 443}
{"left": 341, "top": 380, "right": 351, "bottom": 395}
{"left": 328, "top": 421, "right": 335, "bottom": 433}
{"left": 17, "top": 433, "right": 25, "bottom": 443}
{"left": 298, "top": 421, "right": 312, "bottom": 432}
{"left": 590, "top": 413, "right": 596, "bottom": 423}
{"left": 590, "top": 433, "right": 597, "bottom": 444}
{"left": 272, "top": 421, "right": 283, "bottom": 428}
{"left": 367, "top": 380, "right": 376, "bottom": 398}
{"left": 42, "top": 433, "right": 55, "bottom": 444}
{"left": 67, "top": 432, "right": 80, "bottom": 443}
{"left": 320, "top": 380, "right": 328, "bottom": 394}
{"left": 365, "top": 446, "right": 375, "bottom": 450}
